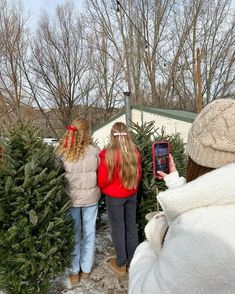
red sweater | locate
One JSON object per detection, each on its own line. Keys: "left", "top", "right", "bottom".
{"left": 98, "top": 149, "right": 142, "bottom": 198}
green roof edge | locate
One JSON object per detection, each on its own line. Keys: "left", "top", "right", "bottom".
{"left": 133, "top": 105, "right": 197, "bottom": 123}
{"left": 92, "top": 105, "right": 197, "bottom": 133}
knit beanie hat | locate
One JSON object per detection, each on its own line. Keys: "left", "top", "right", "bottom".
{"left": 186, "top": 99, "right": 235, "bottom": 168}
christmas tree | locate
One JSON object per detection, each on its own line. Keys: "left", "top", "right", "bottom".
{"left": 0, "top": 125, "right": 74, "bottom": 294}
{"left": 131, "top": 121, "right": 187, "bottom": 241}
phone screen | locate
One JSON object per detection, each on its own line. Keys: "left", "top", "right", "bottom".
{"left": 154, "top": 143, "right": 169, "bottom": 175}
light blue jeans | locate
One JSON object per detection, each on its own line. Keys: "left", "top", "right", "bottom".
{"left": 70, "top": 204, "right": 98, "bottom": 274}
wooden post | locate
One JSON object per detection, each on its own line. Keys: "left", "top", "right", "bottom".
{"left": 196, "top": 48, "right": 203, "bottom": 112}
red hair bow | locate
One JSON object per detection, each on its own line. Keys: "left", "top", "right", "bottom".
{"left": 64, "top": 126, "right": 77, "bottom": 148}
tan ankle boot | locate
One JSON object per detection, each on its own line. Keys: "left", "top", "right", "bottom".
{"left": 107, "top": 258, "right": 127, "bottom": 277}
{"left": 81, "top": 272, "right": 90, "bottom": 281}
{"left": 69, "top": 273, "right": 80, "bottom": 288}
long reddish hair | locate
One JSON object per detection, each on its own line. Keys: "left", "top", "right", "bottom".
{"left": 186, "top": 157, "right": 214, "bottom": 183}
{"left": 105, "top": 122, "right": 140, "bottom": 189}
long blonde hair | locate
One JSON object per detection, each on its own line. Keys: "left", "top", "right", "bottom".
{"left": 105, "top": 122, "right": 139, "bottom": 189}
{"left": 56, "top": 118, "right": 93, "bottom": 161}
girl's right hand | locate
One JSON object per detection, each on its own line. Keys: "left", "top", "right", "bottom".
{"left": 157, "top": 154, "right": 176, "bottom": 179}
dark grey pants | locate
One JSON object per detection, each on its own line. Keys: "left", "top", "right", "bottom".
{"left": 105, "top": 193, "right": 138, "bottom": 267}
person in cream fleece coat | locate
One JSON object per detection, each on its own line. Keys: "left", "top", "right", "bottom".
{"left": 129, "top": 98, "right": 235, "bottom": 294}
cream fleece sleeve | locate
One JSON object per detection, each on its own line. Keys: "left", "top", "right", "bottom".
{"left": 129, "top": 241, "right": 158, "bottom": 294}
{"left": 164, "top": 170, "right": 186, "bottom": 189}
{"left": 144, "top": 212, "right": 168, "bottom": 254}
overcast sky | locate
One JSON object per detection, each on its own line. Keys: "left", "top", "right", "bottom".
{"left": 19, "top": 0, "right": 235, "bottom": 30}
{"left": 23, "top": 0, "right": 84, "bottom": 28}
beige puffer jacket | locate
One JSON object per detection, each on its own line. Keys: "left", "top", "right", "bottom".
{"left": 62, "top": 145, "right": 101, "bottom": 207}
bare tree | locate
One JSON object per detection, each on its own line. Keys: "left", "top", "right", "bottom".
{"left": 1, "top": 0, "right": 233, "bottom": 134}
{"left": 139, "top": 0, "right": 175, "bottom": 107}
{"left": 27, "top": 1, "right": 94, "bottom": 131}
{"left": 85, "top": 0, "right": 128, "bottom": 115}
{"left": 162, "top": 0, "right": 235, "bottom": 110}
{"left": 86, "top": 0, "right": 151, "bottom": 107}
{"left": 85, "top": 0, "right": 235, "bottom": 112}
{"left": 87, "top": 27, "right": 125, "bottom": 120}
{"left": 0, "top": 0, "right": 30, "bottom": 125}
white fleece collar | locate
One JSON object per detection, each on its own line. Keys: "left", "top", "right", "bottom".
{"left": 157, "top": 163, "right": 235, "bottom": 223}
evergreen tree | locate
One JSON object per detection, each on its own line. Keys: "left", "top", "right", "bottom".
{"left": 0, "top": 125, "right": 74, "bottom": 294}
{"left": 131, "top": 121, "right": 187, "bottom": 241}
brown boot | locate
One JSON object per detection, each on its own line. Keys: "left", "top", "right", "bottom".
{"left": 81, "top": 272, "right": 90, "bottom": 281}
{"left": 69, "top": 273, "right": 80, "bottom": 288}
{"left": 107, "top": 258, "right": 126, "bottom": 277}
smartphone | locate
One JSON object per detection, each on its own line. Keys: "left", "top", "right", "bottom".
{"left": 152, "top": 141, "right": 170, "bottom": 178}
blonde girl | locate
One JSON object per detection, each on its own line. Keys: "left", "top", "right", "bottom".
{"left": 56, "top": 118, "right": 101, "bottom": 287}
{"left": 98, "top": 122, "right": 142, "bottom": 277}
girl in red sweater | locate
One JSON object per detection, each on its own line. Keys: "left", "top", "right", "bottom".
{"left": 98, "top": 122, "right": 142, "bottom": 276}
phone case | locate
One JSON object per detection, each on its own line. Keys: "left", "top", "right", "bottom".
{"left": 152, "top": 141, "right": 170, "bottom": 179}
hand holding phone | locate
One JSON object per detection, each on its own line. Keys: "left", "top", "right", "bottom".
{"left": 157, "top": 154, "right": 176, "bottom": 179}
{"left": 152, "top": 141, "right": 170, "bottom": 179}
